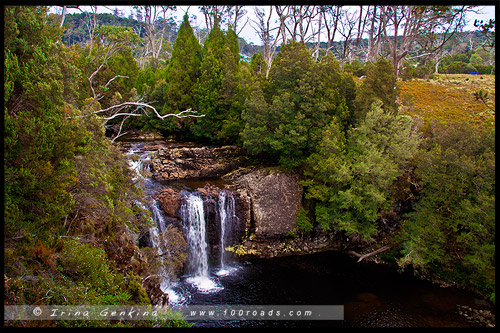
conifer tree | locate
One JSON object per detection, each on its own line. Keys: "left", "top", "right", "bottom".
{"left": 191, "top": 24, "right": 243, "bottom": 143}
{"left": 242, "top": 41, "right": 354, "bottom": 168}
{"left": 161, "top": 14, "right": 202, "bottom": 134}
{"left": 353, "top": 57, "right": 399, "bottom": 125}
{"left": 304, "top": 100, "right": 420, "bottom": 240}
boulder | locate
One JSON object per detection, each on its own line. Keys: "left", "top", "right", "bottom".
{"left": 227, "top": 168, "right": 303, "bottom": 238}
{"left": 151, "top": 146, "right": 248, "bottom": 181}
{"left": 155, "top": 188, "right": 181, "bottom": 218}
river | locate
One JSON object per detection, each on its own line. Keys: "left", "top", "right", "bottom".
{"left": 120, "top": 139, "right": 491, "bottom": 328}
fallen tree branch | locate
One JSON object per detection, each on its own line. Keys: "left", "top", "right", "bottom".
{"left": 348, "top": 242, "right": 402, "bottom": 263}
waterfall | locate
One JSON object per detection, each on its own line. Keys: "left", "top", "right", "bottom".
{"left": 149, "top": 198, "right": 187, "bottom": 304}
{"left": 124, "top": 143, "right": 189, "bottom": 303}
{"left": 181, "top": 192, "right": 209, "bottom": 278}
{"left": 180, "top": 191, "right": 222, "bottom": 292}
{"left": 148, "top": 204, "right": 168, "bottom": 282}
{"left": 217, "top": 190, "right": 237, "bottom": 276}
{"left": 151, "top": 199, "right": 167, "bottom": 233}
{"left": 219, "top": 191, "right": 227, "bottom": 270}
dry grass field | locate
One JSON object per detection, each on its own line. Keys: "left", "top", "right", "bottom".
{"left": 398, "top": 74, "right": 495, "bottom": 128}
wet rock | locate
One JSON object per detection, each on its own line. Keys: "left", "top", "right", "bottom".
{"left": 143, "top": 278, "right": 169, "bottom": 306}
{"left": 142, "top": 144, "right": 166, "bottom": 151}
{"left": 457, "top": 305, "right": 495, "bottom": 327}
{"left": 230, "top": 231, "right": 341, "bottom": 259}
{"left": 154, "top": 184, "right": 247, "bottom": 263}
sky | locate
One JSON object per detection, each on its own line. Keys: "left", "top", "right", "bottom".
{"left": 53, "top": 5, "right": 496, "bottom": 45}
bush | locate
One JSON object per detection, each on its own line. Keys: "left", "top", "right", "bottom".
{"left": 304, "top": 101, "right": 420, "bottom": 240}
{"left": 473, "top": 64, "right": 495, "bottom": 75}
{"left": 401, "top": 63, "right": 435, "bottom": 80}
{"left": 295, "top": 207, "right": 313, "bottom": 233}
{"left": 443, "top": 61, "right": 477, "bottom": 74}
{"left": 353, "top": 57, "right": 399, "bottom": 125}
{"left": 58, "top": 238, "right": 131, "bottom": 303}
{"left": 399, "top": 122, "right": 495, "bottom": 295}
{"left": 344, "top": 60, "right": 366, "bottom": 77}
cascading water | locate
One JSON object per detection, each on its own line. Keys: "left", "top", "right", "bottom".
{"left": 181, "top": 192, "right": 208, "bottom": 277}
{"left": 151, "top": 199, "right": 167, "bottom": 233}
{"left": 219, "top": 191, "right": 228, "bottom": 270}
{"left": 216, "top": 190, "right": 238, "bottom": 276}
{"left": 124, "top": 142, "right": 187, "bottom": 303}
{"left": 123, "top": 141, "right": 240, "bottom": 300}
{"left": 180, "top": 191, "right": 222, "bottom": 293}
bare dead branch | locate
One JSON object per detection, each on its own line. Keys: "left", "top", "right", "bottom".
{"left": 104, "top": 75, "right": 129, "bottom": 89}
{"left": 348, "top": 242, "right": 401, "bottom": 263}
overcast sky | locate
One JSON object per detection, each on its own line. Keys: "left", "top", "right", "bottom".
{"left": 54, "top": 5, "right": 496, "bottom": 45}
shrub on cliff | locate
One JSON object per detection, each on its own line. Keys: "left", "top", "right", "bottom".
{"left": 399, "top": 122, "right": 495, "bottom": 297}
{"left": 4, "top": 8, "right": 189, "bottom": 327}
{"left": 303, "top": 100, "right": 420, "bottom": 240}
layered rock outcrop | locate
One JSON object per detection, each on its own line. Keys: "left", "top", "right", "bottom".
{"left": 151, "top": 146, "right": 248, "bottom": 181}
{"left": 221, "top": 167, "right": 341, "bottom": 259}
{"left": 150, "top": 145, "right": 338, "bottom": 259}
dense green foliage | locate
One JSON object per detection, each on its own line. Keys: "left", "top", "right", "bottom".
{"left": 242, "top": 42, "right": 355, "bottom": 168}
{"left": 4, "top": 6, "right": 189, "bottom": 328}
{"left": 399, "top": 123, "right": 495, "bottom": 293}
{"left": 303, "top": 100, "right": 420, "bottom": 239}
{"left": 4, "top": 6, "right": 495, "bottom": 320}
{"left": 191, "top": 24, "right": 248, "bottom": 143}
{"left": 353, "top": 58, "right": 399, "bottom": 124}
{"left": 159, "top": 14, "right": 202, "bottom": 135}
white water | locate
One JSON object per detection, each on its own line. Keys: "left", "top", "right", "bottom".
{"left": 182, "top": 193, "right": 208, "bottom": 277}
{"left": 219, "top": 191, "right": 228, "bottom": 270}
{"left": 151, "top": 199, "right": 167, "bottom": 233}
{"left": 125, "top": 143, "right": 242, "bottom": 299}
{"left": 216, "top": 190, "right": 239, "bottom": 277}
{"left": 181, "top": 192, "right": 223, "bottom": 293}
{"left": 149, "top": 199, "right": 190, "bottom": 304}
{"left": 124, "top": 143, "right": 188, "bottom": 303}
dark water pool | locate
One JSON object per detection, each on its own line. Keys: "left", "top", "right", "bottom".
{"left": 167, "top": 250, "right": 487, "bottom": 328}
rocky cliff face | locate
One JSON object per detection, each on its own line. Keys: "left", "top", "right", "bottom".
{"left": 151, "top": 146, "right": 248, "bottom": 181}
{"left": 222, "top": 167, "right": 341, "bottom": 258}
{"left": 224, "top": 167, "right": 303, "bottom": 239}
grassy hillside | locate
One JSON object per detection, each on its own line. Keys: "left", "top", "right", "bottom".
{"left": 399, "top": 74, "right": 495, "bottom": 129}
